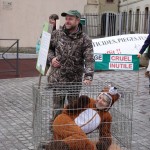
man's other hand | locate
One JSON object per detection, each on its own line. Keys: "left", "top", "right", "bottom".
{"left": 137, "top": 53, "right": 141, "bottom": 58}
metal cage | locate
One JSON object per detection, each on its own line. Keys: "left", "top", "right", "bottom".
{"left": 33, "top": 81, "right": 133, "bottom": 150}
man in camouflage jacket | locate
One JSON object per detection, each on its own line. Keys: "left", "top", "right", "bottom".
{"left": 47, "top": 10, "right": 94, "bottom": 118}
{"left": 47, "top": 10, "right": 94, "bottom": 83}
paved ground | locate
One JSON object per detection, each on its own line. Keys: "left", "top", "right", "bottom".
{"left": 0, "top": 69, "right": 150, "bottom": 150}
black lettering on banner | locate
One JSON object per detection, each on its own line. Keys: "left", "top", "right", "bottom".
{"left": 94, "top": 54, "right": 103, "bottom": 61}
{"left": 92, "top": 35, "right": 147, "bottom": 47}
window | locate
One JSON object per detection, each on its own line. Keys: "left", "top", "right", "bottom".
{"left": 144, "top": 7, "right": 149, "bottom": 33}
{"left": 135, "top": 9, "right": 140, "bottom": 32}
{"left": 122, "top": 12, "right": 127, "bottom": 32}
{"left": 128, "top": 10, "right": 132, "bottom": 32}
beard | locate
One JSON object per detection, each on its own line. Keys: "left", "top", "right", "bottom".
{"left": 65, "top": 24, "right": 77, "bottom": 32}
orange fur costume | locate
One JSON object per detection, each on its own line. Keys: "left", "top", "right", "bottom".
{"left": 45, "top": 87, "right": 120, "bottom": 150}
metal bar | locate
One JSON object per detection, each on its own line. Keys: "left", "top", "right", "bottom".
{"left": 126, "top": 13, "right": 129, "bottom": 34}
{"left": 0, "top": 70, "right": 17, "bottom": 73}
{"left": 16, "top": 40, "right": 19, "bottom": 76}
{"left": 0, "top": 39, "right": 19, "bottom": 40}
{"left": 148, "top": 12, "right": 150, "bottom": 33}
{"left": 2, "top": 41, "right": 17, "bottom": 57}
{"left": 105, "top": 13, "right": 109, "bottom": 37}
{"left": 0, "top": 39, "right": 19, "bottom": 75}
{"left": 118, "top": 13, "right": 122, "bottom": 35}
{"left": 149, "top": 76, "right": 150, "bottom": 94}
{"left": 2, "top": 41, "right": 18, "bottom": 70}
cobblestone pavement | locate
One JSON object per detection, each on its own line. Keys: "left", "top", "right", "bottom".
{"left": 0, "top": 69, "right": 150, "bottom": 150}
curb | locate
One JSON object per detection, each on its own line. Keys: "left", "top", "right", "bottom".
{"left": 0, "top": 53, "right": 38, "bottom": 59}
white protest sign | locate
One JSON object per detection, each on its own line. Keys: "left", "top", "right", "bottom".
{"left": 92, "top": 34, "right": 148, "bottom": 54}
{"left": 36, "top": 31, "right": 51, "bottom": 75}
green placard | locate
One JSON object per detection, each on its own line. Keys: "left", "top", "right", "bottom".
{"left": 43, "top": 22, "right": 49, "bottom": 32}
{"left": 80, "top": 18, "right": 86, "bottom": 25}
{"left": 94, "top": 54, "right": 139, "bottom": 71}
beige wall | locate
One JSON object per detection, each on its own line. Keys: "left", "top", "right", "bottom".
{"left": 84, "top": 0, "right": 119, "bottom": 14}
{"left": 99, "top": 0, "right": 119, "bottom": 13}
{"left": 84, "top": 0, "right": 99, "bottom": 13}
{"left": 84, "top": 0, "right": 119, "bottom": 37}
{"left": 0, "top": 0, "right": 87, "bottom": 47}
{"left": 119, "top": 0, "right": 150, "bottom": 12}
{"left": 119, "top": 0, "right": 150, "bottom": 33}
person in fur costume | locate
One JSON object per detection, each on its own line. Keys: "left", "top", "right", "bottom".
{"left": 45, "top": 86, "right": 121, "bottom": 150}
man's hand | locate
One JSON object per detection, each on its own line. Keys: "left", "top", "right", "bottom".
{"left": 51, "top": 57, "right": 61, "bottom": 68}
{"left": 137, "top": 53, "right": 141, "bottom": 58}
{"left": 83, "top": 80, "right": 92, "bottom": 85}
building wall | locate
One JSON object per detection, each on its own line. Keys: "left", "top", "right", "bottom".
{"left": 119, "top": 0, "right": 150, "bottom": 33}
{"left": 119, "top": 0, "right": 150, "bottom": 13}
{"left": 84, "top": 0, "right": 119, "bottom": 14}
{"left": 84, "top": 0, "right": 119, "bottom": 37}
{"left": 99, "top": 0, "right": 119, "bottom": 13}
{"left": 84, "top": 0, "right": 99, "bottom": 13}
{"left": 0, "top": 0, "right": 87, "bottom": 47}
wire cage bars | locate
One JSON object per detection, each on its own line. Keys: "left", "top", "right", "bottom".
{"left": 33, "top": 81, "right": 133, "bottom": 150}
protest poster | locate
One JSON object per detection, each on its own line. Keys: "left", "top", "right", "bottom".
{"left": 94, "top": 54, "right": 139, "bottom": 71}
{"left": 93, "top": 34, "right": 147, "bottom": 70}
{"left": 36, "top": 31, "right": 51, "bottom": 75}
{"left": 93, "top": 34, "right": 148, "bottom": 54}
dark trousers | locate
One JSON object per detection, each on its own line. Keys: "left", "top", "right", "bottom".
{"left": 52, "top": 83, "right": 82, "bottom": 119}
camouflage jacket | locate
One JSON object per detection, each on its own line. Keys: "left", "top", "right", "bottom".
{"left": 47, "top": 26, "right": 94, "bottom": 83}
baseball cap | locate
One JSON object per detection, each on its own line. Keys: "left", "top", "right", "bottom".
{"left": 61, "top": 10, "right": 81, "bottom": 18}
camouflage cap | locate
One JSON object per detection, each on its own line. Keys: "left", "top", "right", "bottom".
{"left": 61, "top": 10, "right": 81, "bottom": 18}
